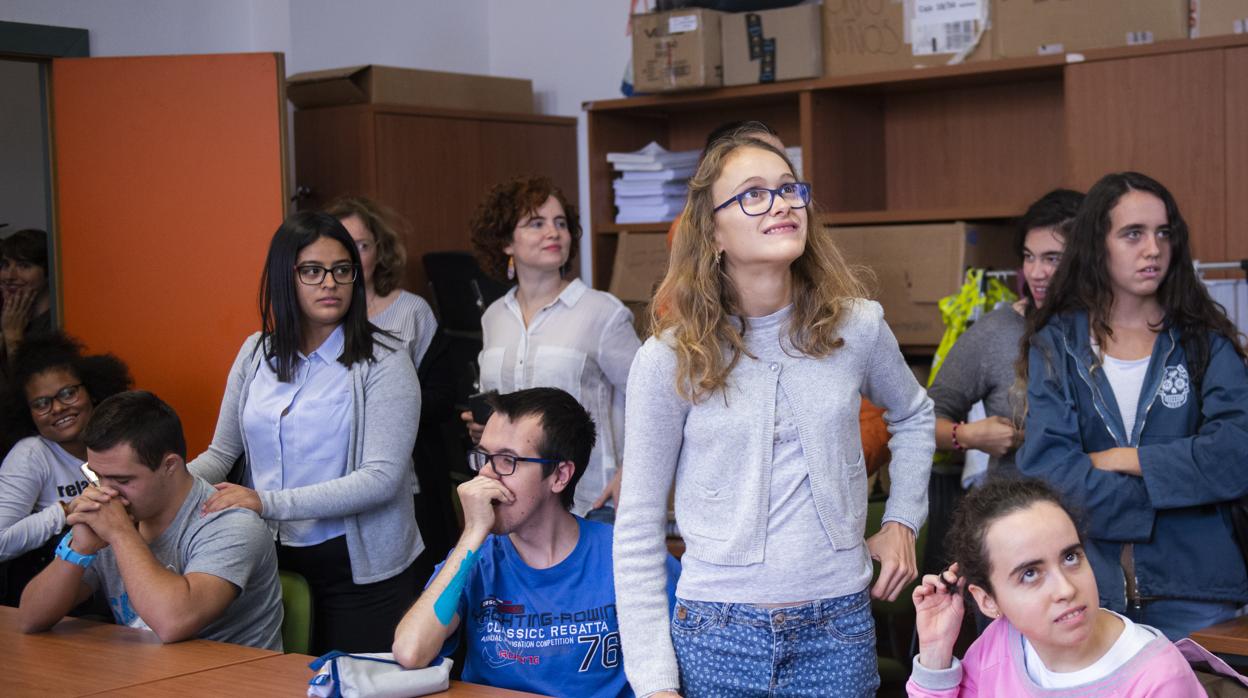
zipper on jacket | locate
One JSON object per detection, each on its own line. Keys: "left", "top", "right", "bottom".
{"left": 1129, "top": 330, "right": 1176, "bottom": 446}
{"left": 1058, "top": 333, "right": 1121, "bottom": 445}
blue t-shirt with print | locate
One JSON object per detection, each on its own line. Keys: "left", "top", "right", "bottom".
{"left": 436, "top": 517, "right": 679, "bottom": 698}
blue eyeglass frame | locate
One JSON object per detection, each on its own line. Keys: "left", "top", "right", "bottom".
{"left": 469, "top": 449, "right": 561, "bottom": 476}
{"left": 713, "top": 182, "right": 812, "bottom": 216}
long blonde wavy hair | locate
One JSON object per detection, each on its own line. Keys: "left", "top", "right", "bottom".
{"left": 651, "top": 133, "right": 868, "bottom": 403}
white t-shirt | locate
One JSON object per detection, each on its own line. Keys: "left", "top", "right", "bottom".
{"left": 0, "top": 436, "right": 84, "bottom": 561}
{"left": 1102, "top": 353, "right": 1152, "bottom": 441}
{"left": 1023, "top": 610, "right": 1157, "bottom": 688}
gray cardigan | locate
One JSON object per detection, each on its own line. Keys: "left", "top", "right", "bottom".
{"left": 613, "top": 300, "right": 934, "bottom": 696}
{"left": 188, "top": 332, "right": 423, "bottom": 584}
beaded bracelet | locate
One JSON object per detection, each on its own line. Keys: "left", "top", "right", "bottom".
{"left": 952, "top": 422, "right": 967, "bottom": 451}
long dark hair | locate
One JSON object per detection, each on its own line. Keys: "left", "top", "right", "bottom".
{"left": 1015, "top": 189, "right": 1083, "bottom": 308}
{"left": 1019, "top": 172, "right": 1246, "bottom": 391}
{"left": 258, "top": 211, "right": 385, "bottom": 382}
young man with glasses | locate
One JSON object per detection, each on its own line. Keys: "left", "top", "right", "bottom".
{"left": 17, "top": 391, "right": 283, "bottom": 650}
{"left": 393, "top": 387, "right": 678, "bottom": 697}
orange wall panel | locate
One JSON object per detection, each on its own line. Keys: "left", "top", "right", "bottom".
{"left": 52, "top": 53, "right": 286, "bottom": 454}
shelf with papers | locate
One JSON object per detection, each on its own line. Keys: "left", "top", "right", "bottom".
{"left": 587, "top": 33, "right": 1248, "bottom": 347}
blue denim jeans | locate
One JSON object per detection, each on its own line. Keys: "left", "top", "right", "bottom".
{"left": 670, "top": 590, "right": 880, "bottom": 698}
{"left": 1124, "top": 597, "right": 1240, "bottom": 641}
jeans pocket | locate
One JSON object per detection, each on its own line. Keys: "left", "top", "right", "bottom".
{"left": 826, "top": 599, "right": 875, "bottom": 644}
{"left": 671, "top": 599, "right": 717, "bottom": 635}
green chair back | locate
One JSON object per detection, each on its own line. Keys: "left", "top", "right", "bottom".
{"left": 279, "top": 570, "right": 313, "bottom": 655}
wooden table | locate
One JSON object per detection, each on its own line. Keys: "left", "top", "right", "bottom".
{"left": 1191, "top": 615, "right": 1248, "bottom": 657}
{"left": 2, "top": 606, "right": 276, "bottom": 697}
{"left": 2, "top": 606, "right": 544, "bottom": 696}
{"left": 87, "top": 651, "right": 545, "bottom": 697}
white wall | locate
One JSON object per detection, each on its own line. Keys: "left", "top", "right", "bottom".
{"left": 486, "top": 0, "right": 634, "bottom": 279}
{"left": 287, "top": 0, "right": 490, "bottom": 75}
{"left": 1, "top": 0, "right": 635, "bottom": 279}
{"left": 0, "top": 0, "right": 292, "bottom": 56}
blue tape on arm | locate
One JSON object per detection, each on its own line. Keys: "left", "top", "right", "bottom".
{"left": 433, "top": 548, "right": 477, "bottom": 626}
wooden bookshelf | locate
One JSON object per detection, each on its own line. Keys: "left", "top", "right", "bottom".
{"left": 586, "top": 33, "right": 1248, "bottom": 297}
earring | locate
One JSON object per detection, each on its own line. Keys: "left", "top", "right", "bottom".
{"left": 715, "top": 249, "right": 722, "bottom": 265}
{"left": 507, "top": 255, "right": 515, "bottom": 281}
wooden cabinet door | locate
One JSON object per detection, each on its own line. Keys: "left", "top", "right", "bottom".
{"left": 1065, "top": 50, "right": 1226, "bottom": 260}
{"left": 51, "top": 53, "right": 288, "bottom": 453}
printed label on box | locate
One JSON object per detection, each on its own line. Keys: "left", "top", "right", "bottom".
{"left": 669, "top": 14, "right": 699, "bottom": 33}
{"left": 914, "top": 0, "right": 983, "bottom": 24}
{"left": 1235, "top": 19, "right": 1246, "bottom": 34}
{"left": 911, "top": 19, "right": 976, "bottom": 54}
{"left": 1037, "top": 43, "right": 1065, "bottom": 56}
{"left": 1126, "top": 30, "right": 1155, "bottom": 45}
{"left": 910, "top": 0, "right": 982, "bottom": 55}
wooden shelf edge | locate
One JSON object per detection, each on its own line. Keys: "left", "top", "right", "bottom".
{"left": 594, "top": 223, "right": 672, "bottom": 235}
{"left": 819, "top": 207, "right": 1023, "bottom": 226}
{"left": 584, "top": 33, "right": 1248, "bottom": 113}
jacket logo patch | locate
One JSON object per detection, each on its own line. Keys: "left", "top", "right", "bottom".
{"left": 1158, "top": 365, "right": 1190, "bottom": 408}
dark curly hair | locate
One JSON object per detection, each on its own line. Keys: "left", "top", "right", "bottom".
{"left": 946, "top": 477, "right": 1084, "bottom": 595}
{"left": 469, "top": 175, "right": 581, "bottom": 284}
{"left": 324, "top": 196, "right": 409, "bottom": 296}
{"left": 8, "top": 332, "right": 133, "bottom": 439}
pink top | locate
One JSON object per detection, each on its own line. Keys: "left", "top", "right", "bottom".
{"left": 906, "top": 617, "right": 1205, "bottom": 697}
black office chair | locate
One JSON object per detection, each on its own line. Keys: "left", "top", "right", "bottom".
{"left": 422, "top": 251, "right": 509, "bottom": 336}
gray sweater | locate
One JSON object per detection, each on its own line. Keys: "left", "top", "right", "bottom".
{"left": 613, "top": 300, "right": 934, "bottom": 696}
{"left": 188, "top": 332, "right": 423, "bottom": 584}
{"left": 927, "top": 305, "right": 1025, "bottom": 478}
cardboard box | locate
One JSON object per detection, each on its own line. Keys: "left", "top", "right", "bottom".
{"left": 994, "top": 0, "right": 1188, "bottom": 57}
{"left": 828, "top": 221, "right": 1017, "bottom": 345}
{"left": 1190, "top": 0, "right": 1248, "bottom": 38}
{"left": 723, "top": 4, "right": 824, "bottom": 86}
{"left": 822, "top": 0, "right": 995, "bottom": 78}
{"left": 632, "top": 8, "right": 724, "bottom": 92}
{"left": 608, "top": 231, "right": 670, "bottom": 302}
{"left": 286, "top": 65, "right": 533, "bottom": 113}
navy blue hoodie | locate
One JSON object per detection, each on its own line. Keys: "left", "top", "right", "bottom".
{"left": 1020, "top": 309, "right": 1248, "bottom": 607}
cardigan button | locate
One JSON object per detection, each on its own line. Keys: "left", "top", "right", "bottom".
{"left": 769, "top": 362, "right": 778, "bottom": 372}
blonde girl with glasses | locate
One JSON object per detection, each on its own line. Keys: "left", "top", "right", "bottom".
{"left": 188, "top": 211, "right": 423, "bottom": 655}
{"left": 614, "top": 132, "right": 935, "bottom": 697}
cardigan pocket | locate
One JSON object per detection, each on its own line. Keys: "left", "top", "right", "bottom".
{"left": 842, "top": 451, "right": 868, "bottom": 530}
{"left": 676, "top": 481, "right": 733, "bottom": 543}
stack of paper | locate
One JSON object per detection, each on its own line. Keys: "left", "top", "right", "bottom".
{"left": 608, "top": 142, "right": 699, "bottom": 224}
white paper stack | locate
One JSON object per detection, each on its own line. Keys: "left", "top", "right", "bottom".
{"left": 608, "top": 142, "right": 699, "bottom": 224}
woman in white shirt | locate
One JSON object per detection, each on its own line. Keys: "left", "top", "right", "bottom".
{"left": 462, "top": 176, "right": 640, "bottom": 516}
{"left": 0, "top": 332, "right": 130, "bottom": 603}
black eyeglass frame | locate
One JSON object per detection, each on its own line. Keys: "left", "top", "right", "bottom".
{"left": 29, "top": 383, "right": 85, "bottom": 415}
{"left": 294, "top": 263, "right": 358, "bottom": 285}
{"left": 712, "top": 182, "right": 812, "bottom": 217}
{"left": 468, "top": 449, "right": 561, "bottom": 476}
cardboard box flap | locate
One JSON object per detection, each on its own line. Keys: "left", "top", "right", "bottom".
{"left": 287, "top": 65, "right": 371, "bottom": 85}
{"left": 286, "top": 64, "right": 534, "bottom": 112}
{"left": 287, "top": 65, "right": 372, "bottom": 107}
{"left": 609, "top": 232, "right": 670, "bottom": 302}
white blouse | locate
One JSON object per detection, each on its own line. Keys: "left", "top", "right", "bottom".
{"left": 478, "top": 279, "right": 641, "bottom": 515}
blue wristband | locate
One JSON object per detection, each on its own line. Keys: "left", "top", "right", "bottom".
{"left": 55, "top": 530, "right": 97, "bottom": 568}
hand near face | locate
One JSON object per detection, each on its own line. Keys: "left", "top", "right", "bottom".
{"left": 202, "top": 483, "right": 263, "bottom": 515}
{"left": 457, "top": 475, "right": 515, "bottom": 538}
{"left": 913, "top": 563, "right": 966, "bottom": 669}
{"left": 867, "top": 521, "right": 918, "bottom": 601}
{"left": 66, "top": 487, "right": 136, "bottom": 546}
{"left": 1, "top": 288, "right": 37, "bottom": 339}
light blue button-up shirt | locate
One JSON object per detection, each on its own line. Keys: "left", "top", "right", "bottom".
{"left": 242, "top": 325, "right": 351, "bottom": 546}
